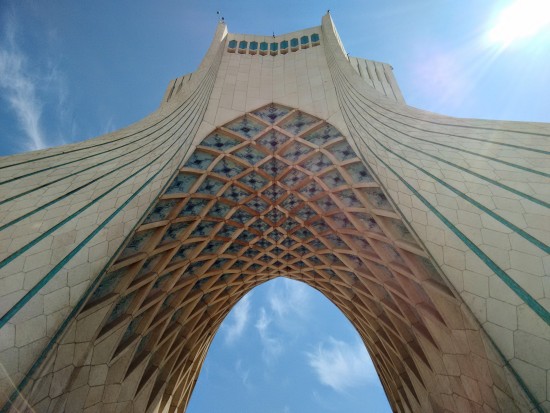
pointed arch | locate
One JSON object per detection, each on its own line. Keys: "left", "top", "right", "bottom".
{"left": 12, "top": 104, "right": 528, "bottom": 413}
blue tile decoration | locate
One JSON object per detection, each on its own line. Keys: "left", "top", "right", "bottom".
{"left": 223, "top": 185, "right": 252, "bottom": 203}
{"left": 179, "top": 198, "right": 209, "bottom": 217}
{"left": 144, "top": 199, "right": 178, "bottom": 224}
{"left": 138, "top": 253, "right": 163, "bottom": 276}
{"left": 225, "top": 243, "right": 244, "bottom": 255}
{"left": 105, "top": 291, "right": 136, "bottom": 325}
{"left": 259, "top": 158, "right": 288, "bottom": 177}
{"left": 316, "top": 196, "right": 338, "bottom": 212}
{"left": 250, "top": 219, "right": 270, "bottom": 233}
{"left": 299, "top": 181, "right": 323, "bottom": 199}
{"left": 211, "top": 258, "right": 229, "bottom": 270}
{"left": 321, "top": 170, "right": 346, "bottom": 188}
{"left": 190, "top": 221, "right": 217, "bottom": 237}
{"left": 268, "top": 230, "right": 283, "bottom": 241}
{"left": 253, "top": 104, "right": 291, "bottom": 124}
{"left": 171, "top": 242, "right": 199, "bottom": 262}
{"left": 363, "top": 188, "right": 393, "bottom": 210}
{"left": 303, "top": 124, "right": 341, "bottom": 146}
{"left": 383, "top": 244, "right": 405, "bottom": 266}
{"left": 282, "top": 142, "right": 314, "bottom": 163}
{"left": 308, "top": 256, "right": 322, "bottom": 266}
{"left": 345, "top": 162, "right": 374, "bottom": 183}
{"left": 295, "top": 205, "right": 316, "bottom": 221}
{"left": 281, "top": 217, "right": 299, "bottom": 232}
{"left": 262, "top": 184, "right": 285, "bottom": 202}
{"left": 280, "top": 112, "right": 318, "bottom": 136}
{"left": 309, "top": 239, "right": 326, "bottom": 250}
{"left": 184, "top": 151, "right": 216, "bottom": 170}
{"left": 239, "top": 171, "right": 268, "bottom": 191}
{"left": 280, "top": 193, "right": 302, "bottom": 211}
{"left": 197, "top": 177, "right": 225, "bottom": 195}
{"left": 233, "top": 145, "right": 265, "bottom": 165}
{"left": 336, "top": 190, "right": 362, "bottom": 208}
{"left": 257, "top": 130, "right": 290, "bottom": 151}
{"left": 217, "top": 224, "right": 238, "bottom": 238}
{"left": 230, "top": 209, "right": 253, "bottom": 224}
{"left": 249, "top": 41, "right": 258, "bottom": 51}
{"left": 225, "top": 116, "right": 266, "bottom": 139}
{"left": 300, "top": 35, "right": 309, "bottom": 45}
{"left": 295, "top": 228, "right": 313, "bottom": 240}
{"left": 349, "top": 235, "right": 375, "bottom": 255}
{"left": 120, "top": 229, "right": 155, "bottom": 259}
{"left": 330, "top": 213, "right": 354, "bottom": 229}
{"left": 239, "top": 40, "right": 247, "bottom": 50}
{"left": 311, "top": 33, "right": 320, "bottom": 44}
{"left": 290, "top": 38, "right": 299, "bottom": 49}
{"left": 201, "top": 132, "right": 241, "bottom": 152}
{"left": 166, "top": 173, "right": 198, "bottom": 194}
{"left": 353, "top": 213, "right": 382, "bottom": 233}
{"left": 281, "top": 237, "right": 296, "bottom": 248}
{"left": 260, "top": 254, "right": 272, "bottom": 263}
{"left": 237, "top": 230, "right": 256, "bottom": 243}
{"left": 280, "top": 40, "right": 289, "bottom": 50}
{"left": 149, "top": 272, "right": 173, "bottom": 296}
{"left": 301, "top": 153, "right": 332, "bottom": 173}
{"left": 281, "top": 169, "right": 307, "bottom": 188}
{"left": 330, "top": 142, "right": 356, "bottom": 161}
{"left": 207, "top": 202, "right": 232, "bottom": 218}
{"left": 254, "top": 238, "right": 273, "bottom": 250}
{"left": 310, "top": 220, "right": 329, "bottom": 233}
{"left": 120, "top": 312, "right": 145, "bottom": 344}
{"left": 212, "top": 158, "right": 246, "bottom": 178}
{"left": 203, "top": 240, "right": 224, "bottom": 255}
{"left": 90, "top": 269, "right": 125, "bottom": 302}
{"left": 389, "top": 220, "right": 415, "bottom": 243}
{"left": 161, "top": 222, "right": 191, "bottom": 244}
{"left": 246, "top": 197, "right": 268, "bottom": 213}
{"left": 324, "top": 233, "right": 347, "bottom": 248}
{"left": 243, "top": 248, "right": 260, "bottom": 258}
{"left": 265, "top": 208, "right": 284, "bottom": 223}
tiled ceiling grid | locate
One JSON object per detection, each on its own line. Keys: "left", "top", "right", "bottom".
{"left": 68, "top": 104, "right": 480, "bottom": 412}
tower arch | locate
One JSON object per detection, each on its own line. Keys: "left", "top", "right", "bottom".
{"left": 11, "top": 105, "right": 530, "bottom": 413}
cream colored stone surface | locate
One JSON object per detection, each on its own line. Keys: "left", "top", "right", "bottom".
{"left": 0, "top": 13, "right": 548, "bottom": 413}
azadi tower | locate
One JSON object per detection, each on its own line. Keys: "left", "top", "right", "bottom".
{"left": 0, "top": 13, "right": 549, "bottom": 413}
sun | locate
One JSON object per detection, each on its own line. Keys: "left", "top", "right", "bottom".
{"left": 488, "top": 0, "right": 550, "bottom": 46}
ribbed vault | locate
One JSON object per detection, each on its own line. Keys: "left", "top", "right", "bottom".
{"left": 62, "top": 104, "right": 521, "bottom": 413}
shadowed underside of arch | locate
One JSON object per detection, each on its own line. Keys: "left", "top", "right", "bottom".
{"left": 17, "top": 104, "right": 527, "bottom": 413}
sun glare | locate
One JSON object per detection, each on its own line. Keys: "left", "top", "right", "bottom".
{"left": 488, "top": 0, "right": 550, "bottom": 46}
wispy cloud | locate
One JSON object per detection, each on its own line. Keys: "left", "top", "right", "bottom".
{"left": 0, "top": 15, "right": 46, "bottom": 151}
{"left": 255, "top": 307, "right": 283, "bottom": 362}
{"left": 223, "top": 295, "right": 251, "bottom": 345}
{"left": 0, "top": 12, "right": 72, "bottom": 152}
{"left": 268, "top": 278, "right": 310, "bottom": 320}
{"left": 306, "top": 337, "right": 377, "bottom": 393}
{"left": 234, "top": 359, "right": 251, "bottom": 389}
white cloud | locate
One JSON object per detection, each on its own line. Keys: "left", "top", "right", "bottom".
{"left": 235, "top": 359, "right": 251, "bottom": 389}
{"left": 0, "top": 13, "right": 71, "bottom": 152}
{"left": 255, "top": 307, "right": 283, "bottom": 362}
{"left": 306, "top": 337, "right": 377, "bottom": 393}
{"left": 223, "top": 294, "right": 251, "bottom": 345}
{"left": 268, "top": 278, "right": 310, "bottom": 320}
{"left": 0, "top": 16, "right": 47, "bottom": 151}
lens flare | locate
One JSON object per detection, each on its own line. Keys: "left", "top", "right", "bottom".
{"left": 488, "top": 0, "right": 550, "bottom": 46}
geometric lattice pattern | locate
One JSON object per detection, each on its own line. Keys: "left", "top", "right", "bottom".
{"left": 75, "top": 104, "right": 505, "bottom": 413}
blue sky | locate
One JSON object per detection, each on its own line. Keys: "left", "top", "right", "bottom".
{"left": 1, "top": 1, "right": 549, "bottom": 412}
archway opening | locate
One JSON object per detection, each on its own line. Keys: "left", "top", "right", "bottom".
{"left": 186, "top": 278, "right": 392, "bottom": 412}
{"left": 23, "top": 104, "right": 521, "bottom": 413}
